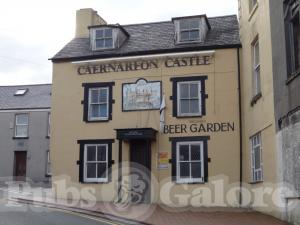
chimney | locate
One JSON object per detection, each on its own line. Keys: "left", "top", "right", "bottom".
{"left": 75, "top": 8, "right": 107, "bottom": 38}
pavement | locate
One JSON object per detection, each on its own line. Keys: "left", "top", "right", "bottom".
{"left": 0, "top": 183, "right": 290, "bottom": 225}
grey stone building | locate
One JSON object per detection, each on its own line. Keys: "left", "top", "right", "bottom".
{"left": 269, "top": 0, "right": 300, "bottom": 223}
{"left": 0, "top": 84, "right": 51, "bottom": 183}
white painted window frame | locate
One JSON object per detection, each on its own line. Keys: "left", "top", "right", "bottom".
{"left": 178, "top": 19, "right": 201, "bottom": 43}
{"left": 252, "top": 38, "right": 261, "bottom": 96}
{"left": 91, "top": 28, "right": 114, "bottom": 50}
{"left": 176, "top": 141, "right": 204, "bottom": 184}
{"left": 88, "top": 87, "right": 109, "bottom": 121}
{"left": 177, "top": 81, "right": 202, "bottom": 117}
{"left": 250, "top": 132, "right": 263, "bottom": 182}
{"left": 84, "top": 144, "right": 108, "bottom": 183}
{"left": 15, "top": 113, "right": 29, "bottom": 138}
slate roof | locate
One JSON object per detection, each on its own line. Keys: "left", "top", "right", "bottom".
{"left": 51, "top": 15, "right": 241, "bottom": 62}
{"left": 0, "top": 84, "right": 51, "bottom": 110}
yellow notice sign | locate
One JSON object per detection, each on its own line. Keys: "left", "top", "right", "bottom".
{"left": 158, "top": 152, "right": 169, "bottom": 169}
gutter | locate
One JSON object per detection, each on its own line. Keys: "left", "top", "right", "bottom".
{"left": 237, "top": 48, "right": 243, "bottom": 206}
{"left": 71, "top": 50, "right": 215, "bottom": 64}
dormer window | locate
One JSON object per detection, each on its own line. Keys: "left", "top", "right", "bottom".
{"left": 95, "top": 28, "right": 113, "bottom": 49}
{"left": 173, "top": 15, "right": 211, "bottom": 44}
{"left": 179, "top": 19, "right": 200, "bottom": 42}
{"left": 89, "top": 25, "right": 129, "bottom": 51}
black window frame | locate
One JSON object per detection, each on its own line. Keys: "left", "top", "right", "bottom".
{"left": 284, "top": 0, "right": 300, "bottom": 78}
{"left": 82, "top": 82, "right": 115, "bottom": 123}
{"left": 77, "top": 139, "right": 115, "bottom": 184}
{"left": 170, "top": 76, "right": 208, "bottom": 118}
{"left": 169, "top": 136, "right": 210, "bottom": 184}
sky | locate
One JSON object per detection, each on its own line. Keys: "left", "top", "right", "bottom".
{"left": 0, "top": 0, "right": 238, "bottom": 86}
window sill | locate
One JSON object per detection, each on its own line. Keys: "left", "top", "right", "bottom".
{"left": 81, "top": 181, "right": 109, "bottom": 184}
{"left": 13, "top": 137, "right": 29, "bottom": 140}
{"left": 45, "top": 174, "right": 52, "bottom": 178}
{"left": 248, "top": 3, "right": 258, "bottom": 22}
{"left": 286, "top": 69, "right": 300, "bottom": 85}
{"left": 85, "top": 119, "right": 110, "bottom": 123}
{"left": 176, "top": 114, "right": 203, "bottom": 119}
{"left": 249, "top": 180, "right": 263, "bottom": 185}
{"left": 250, "top": 92, "right": 262, "bottom": 106}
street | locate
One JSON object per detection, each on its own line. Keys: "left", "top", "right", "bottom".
{"left": 0, "top": 200, "right": 118, "bottom": 225}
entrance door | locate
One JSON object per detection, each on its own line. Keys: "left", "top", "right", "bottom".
{"left": 14, "top": 151, "right": 27, "bottom": 181}
{"left": 130, "top": 140, "right": 151, "bottom": 203}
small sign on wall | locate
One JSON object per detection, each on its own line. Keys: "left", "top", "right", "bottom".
{"left": 158, "top": 152, "right": 169, "bottom": 170}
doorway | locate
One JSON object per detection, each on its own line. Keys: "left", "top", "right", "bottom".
{"left": 14, "top": 151, "right": 27, "bottom": 181}
{"left": 129, "top": 139, "right": 151, "bottom": 203}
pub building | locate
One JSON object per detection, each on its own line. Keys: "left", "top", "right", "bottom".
{"left": 50, "top": 8, "right": 241, "bottom": 205}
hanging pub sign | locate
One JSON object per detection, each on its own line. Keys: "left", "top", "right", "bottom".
{"left": 122, "top": 79, "right": 161, "bottom": 111}
{"left": 77, "top": 55, "right": 212, "bottom": 75}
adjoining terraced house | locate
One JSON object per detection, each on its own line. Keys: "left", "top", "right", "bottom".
{"left": 238, "top": 0, "right": 300, "bottom": 223}
{"left": 51, "top": 8, "right": 243, "bottom": 206}
{"left": 0, "top": 84, "right": 52, "bottom": 183}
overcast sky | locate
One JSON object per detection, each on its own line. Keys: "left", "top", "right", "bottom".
{"left": 0, "top": 0, "right": 238, "bottom": 86}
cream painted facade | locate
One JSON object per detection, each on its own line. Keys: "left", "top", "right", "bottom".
{"left": 51, "top": 9, "right": 242, "bottom": 206}
{"left": 51, "top": 49, "right": 241, "bottom": 204}
{"left": 238, "top": 0, "right": 282, "bottom": 219}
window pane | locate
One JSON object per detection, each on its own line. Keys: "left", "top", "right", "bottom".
{"left": 104, "top": 28, "right": 112, "bottom": 37}
{"left": 191, "top": 162, "right": 202, "bottom": 178}
{"left": 87, "top": 146, "right": 96, "bottom": 161}
{"left": 105, "top": 38, "right": 113, "bottom": 48}
{"left": 179, "top": 162, "right": 190, "bottom": 178}
{"left": 97, "top": 163, "right": 107, "bottom": 178}
{"left": 95, "top": 29, "right": 104, "bottom": 38}
{"left": 97, "top": 145, "right": 107, "bottom": 161}
{"left": 254, "top": 42, "right": 259, "bottom": 66}
{"left": 190, "top": 99, "right": 200, "bottom": 114}
{"left": 255, "top": 67, "right": 261, "bottom": 94}
{"left": 254, "top": 147, "right": 261, "bottom": 169}
{"left": 180, "top": 31, "right": 190, "bottom": 41}
{"left": 180, "top": 20, "right": 189, "bottom": 30}
{"left": 96, "top": 39, "right": 105, "bottom": 48}
{"left": 180, "top": 99, "right": 189, "bottom": 114}
{"left": 190, "top": 83, "right": 199, "bottom": 98}
{"left": 190, "top": 19, "right": 200, "bottom": 29}
{"left": 90, "top": 104, "right": 100, "bottom": 118}
{"left": 99, "top": 104, "right": 108, "bottom": 117}
{"left": 16, "top": 114, "right": 28, "bottom": 125}
{"left": 90, "top": 89, "right": 99, "bottom": 103}
{"left": 179, "top": 145, "right": 189, "bottom": 161}
{"left": 190, "top": 30, "right": 200, "bottom": 40}
{"left": 16, "top": 125, "right": 28, "bottom": 137}
{"left": 86, "top": 163, "right": 97, "bottom": 178}
{"left": 191, "top": 145, "right": 201, "bottom": 161}
{"left": 99, "top": 88, "right": 108, "bottom": 103}
{"left": 179, "top": 83, "right": 189, "bottom": 98}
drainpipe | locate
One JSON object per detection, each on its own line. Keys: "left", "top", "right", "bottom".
{"left": 237, "top": 47, "right": 243, "bottom": 206}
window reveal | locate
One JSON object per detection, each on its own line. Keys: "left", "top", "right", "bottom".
{"left": 15, "top": 114, "right": 29, "bottom": 138}
{"left": 176, "top": 141, "right": 204, "bottom": 183}
{"left": 251, "top": 133, "right": 263, "bottom": 182}
{"left": 177, "top": 81, "right": 202, "bottom": 116}
{"left": 252, "top": 38, "right": 261, "bottom": 96}
{"left": 84, "top": 144, "right": 108, "bottom": 183}
{"left": 88, "top": 87, "right": 109, "bottom": 120}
